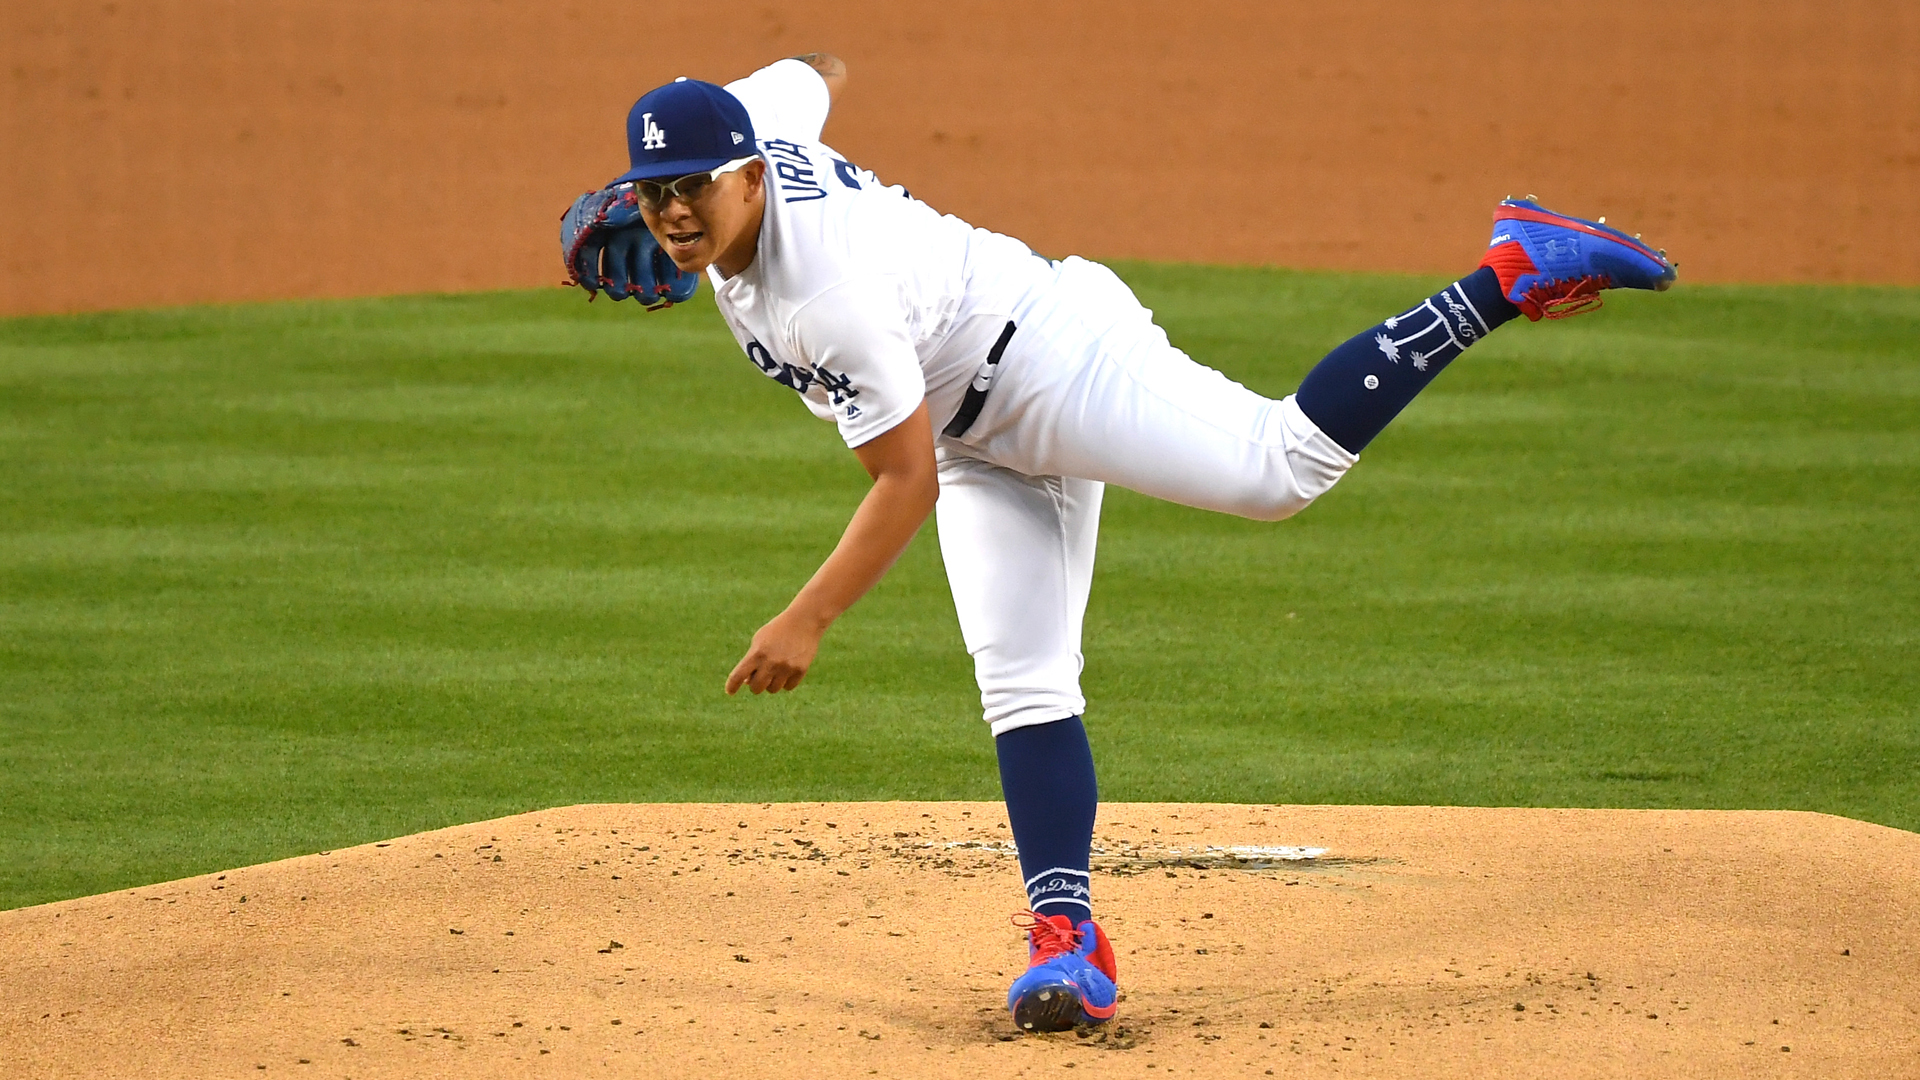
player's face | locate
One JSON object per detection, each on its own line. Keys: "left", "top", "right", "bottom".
{"left": 640, "top": 160, "right": 767, "bottom": 278}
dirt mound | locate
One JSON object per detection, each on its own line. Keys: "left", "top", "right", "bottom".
{"left": 4, "top": 2, "right": 1918, "bottom": 316}
{"left": 3, "top": 803, "right": 1915, "bottom": 1078}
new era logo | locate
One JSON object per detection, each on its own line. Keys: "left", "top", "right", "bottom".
{"left": 640, "top": 112, "right": 667, "bottom": 150}
{"left": 731, "top": 131, "right": 744, "bottom": 144}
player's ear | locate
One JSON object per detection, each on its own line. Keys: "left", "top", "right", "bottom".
{"left": 741, "top": 158, "right": 767, "bottom": 198}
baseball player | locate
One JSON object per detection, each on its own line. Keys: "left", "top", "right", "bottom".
{"left": 560, "top": 53, "right": 1674, "bottom": 1033}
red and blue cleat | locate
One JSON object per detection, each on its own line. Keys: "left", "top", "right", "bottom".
{"left": 1478, "top": 197, "right": 1677, "bottom": 321}
{"left": 1006, "top": 912, "right": 1119, "bottom": 1033}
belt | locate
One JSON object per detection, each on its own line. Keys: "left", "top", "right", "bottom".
{"left": 941, "top": 320, "right": 1018, "bottom": 439}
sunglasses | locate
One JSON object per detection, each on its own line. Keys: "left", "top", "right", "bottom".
{"left": 631, "top": 157, "right": 757, "bottom": 210}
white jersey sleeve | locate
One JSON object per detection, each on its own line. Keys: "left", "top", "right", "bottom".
{"left": 788, "top": 278, "right": 926, "bottom": 448}
{"left": 724, "top": 59, "right": 831, "bottom": 145}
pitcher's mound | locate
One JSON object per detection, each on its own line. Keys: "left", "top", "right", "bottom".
{"left": 4, "top": 803, "right": 1916, "bottom": 1078}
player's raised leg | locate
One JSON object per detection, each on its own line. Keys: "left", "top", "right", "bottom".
{"left": 932, "top": 452, "right": 1120, "bottom": 1031}
{"left": 1296, "top": 198, "right": 1677, "bottom": 453}
{"left": 1288, "top": 265, "right": 1522, "bottom": 454}
{"left": 953, "top": 199, "right": 1675, "bottom": 513}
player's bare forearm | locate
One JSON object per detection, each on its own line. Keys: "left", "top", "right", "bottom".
{"left": 725, "top": 403, "right": 936, "bottom": 695}
{"left": 789, "top": 409, "right": 937, "bottom": 628}
{"left": 791, "top": 52, "right": 846, "bottom": 105}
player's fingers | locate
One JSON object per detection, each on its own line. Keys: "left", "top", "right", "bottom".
{"left": 737, "top": 656, "right": 768, "bottom": 695}
{"left": 630, "top": 231, "right": 662, "bottom": 301}
{"left": 659, "top": 247, "right": 698, "bottom": 304}
{"left": 752, "top": 661, "right": 787, "bottom": 695}
{"left": 725, "top": 653, "right": 757, "bottom": 695}
{"left": 567, "top": 258, "right": 599, "bottom": 299}
{"left": 600, "top": 234, "right": 634, "bottom": 301}
{"left": 568, "top": 237, "right": 603, "bottom": 292}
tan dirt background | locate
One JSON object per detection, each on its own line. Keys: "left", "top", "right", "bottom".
{"left": 4, "top": 0, "right": 1919, "bottom": 316}
{"left": 3, "top": 802, "right": 1916, "bottom": 1078}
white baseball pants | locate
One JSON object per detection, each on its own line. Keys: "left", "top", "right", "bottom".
{"left": 934, "top": 258, "right": 1358, "bottom": 735}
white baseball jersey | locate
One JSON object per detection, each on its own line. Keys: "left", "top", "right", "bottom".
{"left": 713, "top": 60, "right": 1357, "bottom": 735}
{"left": 715, "top": 59, "right": 1055, "bottom": 448}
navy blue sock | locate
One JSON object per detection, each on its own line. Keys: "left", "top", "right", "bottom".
{"left": 1295, "top": 267, "right": 1522, "bottom": 453}
{"left": 995, "top": 715, "right": 1098, "bottom": 921}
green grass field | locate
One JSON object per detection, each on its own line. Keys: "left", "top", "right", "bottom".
{"left": 2, "top": 267, "right": 1916, "bottom": 909}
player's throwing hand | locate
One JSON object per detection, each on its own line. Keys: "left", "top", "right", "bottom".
{"left": 723, "top": 402, "right": 939, "bottom": 695}
{"left": 724, "top": 608, "right": 826, "bottom": 695}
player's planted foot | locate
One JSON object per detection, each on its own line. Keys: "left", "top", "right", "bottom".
{"left": 1006, "top": 912, "right": 1119, "bottom": 1033}
{"left": 1478, "top": 198, "right": 1677, "bottom": 320}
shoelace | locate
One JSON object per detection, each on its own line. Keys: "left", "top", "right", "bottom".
{"left": 1011, "top": 911, "right": 1081, "bottom": 964}
{"left": 1525, "top": 275, "right": 1612, "bottom": 320}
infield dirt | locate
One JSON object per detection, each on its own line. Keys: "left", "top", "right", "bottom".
{"left": 6, "top": 1, "right": 1919, "bottom": 315}
{"left": 3, "top": 803, "right": 1915, "bottom": 1079}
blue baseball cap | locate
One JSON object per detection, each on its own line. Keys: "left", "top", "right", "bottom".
{"left": 612, "top": 78, "right": 756, "bottom": 184}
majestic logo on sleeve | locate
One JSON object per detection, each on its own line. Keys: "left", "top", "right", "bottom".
{"left": 640, "top": 112, "right": 667, "bottom": 150}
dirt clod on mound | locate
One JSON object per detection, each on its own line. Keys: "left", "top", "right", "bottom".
{"left": 3, "top": 803, "right": 1916, "bottom": 1079}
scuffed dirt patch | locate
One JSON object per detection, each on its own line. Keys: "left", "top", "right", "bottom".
{"left": 2, "top": 803, "right": 1916, "bottom": 1078}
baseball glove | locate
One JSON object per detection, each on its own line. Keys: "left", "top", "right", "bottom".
{"left": 559, "top": 185, "right": 699, "bottom": 308}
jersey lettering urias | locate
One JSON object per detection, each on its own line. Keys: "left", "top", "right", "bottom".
{"left": 712, "top": 60, "right": 1053, "bottom": 447}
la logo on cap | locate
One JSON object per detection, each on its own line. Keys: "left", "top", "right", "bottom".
{"left": 614, "top": 77, "right": 756, "bottom": 186}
